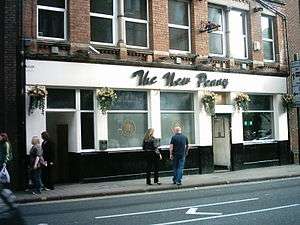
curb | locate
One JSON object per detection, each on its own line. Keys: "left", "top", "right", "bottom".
{"left": 16, "top": 174, "right": 300, "bottom": 204}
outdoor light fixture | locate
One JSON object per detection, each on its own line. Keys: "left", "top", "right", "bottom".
{"left": 253, "top": 7, "right": 263, "bottom": 13}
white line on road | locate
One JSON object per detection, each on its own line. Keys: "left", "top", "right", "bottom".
{"left": 152, "top": 203, "right": 300, "bottom": 225}
{"left": 95, "top": 197, "right": 258, "bottom": 219}
{"left": 185, "top": 208, "right": 222, "bottom": 216}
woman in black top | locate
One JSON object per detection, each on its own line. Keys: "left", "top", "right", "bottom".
{"left": 142, "top": 128, "right": 162, "bottom": 185}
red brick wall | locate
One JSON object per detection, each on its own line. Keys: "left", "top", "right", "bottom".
{"left": 149, "top": 0, "right": 169, "bottom": 56}
{"left": 69, "top": 0, "right": 90, "bottom": 45}
{"left": 191, "top": 0, "right": 208, "bottom": 57}
{"left": 23, "top": 0, "right": 36, "bottom": 39}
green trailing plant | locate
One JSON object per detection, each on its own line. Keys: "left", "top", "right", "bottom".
{"left": 201, "top": 92, "right": 216, "bottom": 115}
{"left": 234, "top": 93, "right": 250, "bottom": 111}
{"left": 281, "top": 93, "right": 295, "bottom": 111}
{"left": 27, "top": 85, "right": 47, "bottom": 115}
{"left": 96, "top": 87, "right": 117, "bottom": 114}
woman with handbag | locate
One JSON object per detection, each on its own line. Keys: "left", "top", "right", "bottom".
{"left": 29, "top": 136, "right": 46, "bottom": 195}
{"left": 0, "top": 133, "right": 12, "bottom": 188}
{"left": 142, "top": 128, "right": 162, "bottom": 185}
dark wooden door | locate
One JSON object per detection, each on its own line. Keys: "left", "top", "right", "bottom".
{"left": 56, "top": 124, "right": 69, "bottom": 183}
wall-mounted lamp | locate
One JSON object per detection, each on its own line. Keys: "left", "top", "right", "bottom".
{"left": 253, "top": 7, "right": 263, "bottom": 13}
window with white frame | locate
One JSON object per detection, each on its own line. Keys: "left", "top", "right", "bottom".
{"left": 37, "top": 0, "right": 66, "bottom": 40}
{"left": 124, "top": 0, "right": 148, "bottom": 48}
{"left": 80, "top": 90, "right": 95, "bottom": 149}
{"left": 261, "top": 16, "right": 275, "bottom": 61}
{"left": 208, "top": 6, "right": 225, "bottom": 56}
{"left": 47, "top": 89, "right": 75, "bottom": 109}
{"left": 243, "top": 95, "right": 274, "bottom": 141}
{"left": 90, "top": 0, "right": 115, "bottom": 45}
{"left": 168, "top": 0, "right": 191, "bottom": 52}
{"left": 107, "top": 91, "right": 148, "bottom": 148}
{"left": 229, "top": 10, "right": 248, "bottom": 59}
{"left": 160, "top": 92, "right": 195, "bottom": 145}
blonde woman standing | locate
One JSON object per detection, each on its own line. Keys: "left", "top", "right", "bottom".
{"left": 142, "top": 128, "right": 162, "bottom": 185}
{"left": 29, "top": 136, "right": 45, "bottom": 195}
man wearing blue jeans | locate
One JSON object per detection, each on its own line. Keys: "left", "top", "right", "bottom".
{"left": 169, "top": 127, "right": 189, "bottom": 185}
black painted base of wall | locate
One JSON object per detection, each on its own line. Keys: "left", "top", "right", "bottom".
{"left": 68, "top": 146, "right": 214, "bottom": 182}
{"left": 231, "top": 140, "right": 293, "bottom": 171}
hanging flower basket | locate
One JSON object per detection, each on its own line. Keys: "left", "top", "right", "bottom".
{"left": 96, "top": 87, "right": 117, "bottom": 114}
{"left": 27, "top": 85, "right": 47, "bottom": 115}
{"left": 281, "top": 93, "right": 295, "bottom": 112}
{"left": 201, "top": 92, "right": 216, "bottom": 115}
{"left": 234, "top": 93, "right": 250, "bottom": 111}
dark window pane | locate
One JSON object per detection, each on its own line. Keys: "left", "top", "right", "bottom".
{"left": 126, "top": 22, "right": 147, "bottom": 47}
{"left": 262, "top": 17, "right": 273, "bottom": 39}
{"left": 168, "top": 0, "right": 188, "bottom": 26}
{"left": 91, "top": 17, "right": 113, "bottom": 43}
{"left": 81, "top": 113, "right": 95, "bottom": 149}
{"left": 248, "top": 95, "right": 272, "bottom": 110}
{"left": 112, "top": 91, "right": 147, "bottom": 110}
{"left": 90, "top": 0, "right": 113, "bottom": 15}
{"left": 108, "top": 113, "right": 148, "bottom": 148}
{"left": 243, "top": 112, "right": 273, "bottom": 141}
{"left": 38, "top": 9, "right": 64, "bottom": 38}
{"left": 38, "top": 0, "right": 65, "bottom": 8}
{"left": 169, "top": 27, "right": 189, "bottom": 51}
{"left": 161, "top": 113, "right": 195, "bottom": 145}
{"left": 124, "top": 0, "right": 147, "bottom": 20}
{"left": 80, "top": 90, "right": 94, "bottom": 110}
{"left": 47, "top": 89, "right": 75, "bottom": 109}
{"left": 209, "top": 33, "right": 223, "bottom": 55}
{"left": 161, "top": 92, "right": 193, "bottom": 110}
{"left": 263, "top": 41, "right": 274, "bottom": 60}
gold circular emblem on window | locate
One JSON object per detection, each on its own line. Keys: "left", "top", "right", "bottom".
{"left": 121, "top": 119, "right": 136, "bottom": 137}
{"left": 171, "top": 120, "right": 184, "bottom": 132}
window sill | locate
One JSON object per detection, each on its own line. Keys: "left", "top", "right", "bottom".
{"left": 243, "top": 139, "right": 277, "bottom": 145}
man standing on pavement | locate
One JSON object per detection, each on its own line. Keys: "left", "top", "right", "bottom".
{"left": 169, "top": 127, "right": 189, "bottom": 185}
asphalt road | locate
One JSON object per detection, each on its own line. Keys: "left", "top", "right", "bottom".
{"left": 19, "top": 177, "right": 300, "bottom": 225}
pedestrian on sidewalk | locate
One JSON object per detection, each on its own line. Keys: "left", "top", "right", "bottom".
{"left": 142, "top": 128, "right": 162, "bottom": 185}
{"left": 0, "top": 133, "right": 13, "bottom": 189}
{"left": 41, "top": 131, "right": 55, "bottom": 190}
{"left": 29, "top": 136, "right": 46, "bottom": 195}
{"left": 169, "top": 127, "right": 189, "bottom": 185}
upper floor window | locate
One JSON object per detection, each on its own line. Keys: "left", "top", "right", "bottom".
{"left": 261, "top": 16, "right": 275, "bottom": 61}
{"left": 229, "top": 10, "right": 248, "bottom": 59}
{"left": 208, "top": 6, "right": 225, "bottom": 56}
{"left": 90, "top": 0, "right": 115, "bottom": 45}
{"left": 90, "top": 0, "right": 148, "bottom": 48}
{"left": 124, "top": 0, "right": 148, "bottom": 48}
{"left": 208, "top": 6, "right": 248, "bottom": 59}
{"left": 168, "top": 0, "right": 191, "bottom": 53}
{"left": 37, "top": 0, "right": 67, "bottom": 40}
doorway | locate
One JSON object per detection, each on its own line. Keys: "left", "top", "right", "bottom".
{"left": 213, "top": 114, "right": 231, "bottom": 170}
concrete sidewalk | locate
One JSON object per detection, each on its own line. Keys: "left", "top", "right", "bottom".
{"left": 15, "top": 165, "right": 300, "bottom": 203}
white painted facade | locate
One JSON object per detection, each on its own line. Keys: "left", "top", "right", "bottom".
{"left": 25, "top": 60, "right": 288, "bottom": 154}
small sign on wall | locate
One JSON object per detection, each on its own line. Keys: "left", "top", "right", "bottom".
{"left": 292, "top": 60, "right": 300, "bottom": 107}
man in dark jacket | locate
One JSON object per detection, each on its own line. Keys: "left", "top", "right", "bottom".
{"left": 41, "top": 131, "right": 55, "bottom": 190}
{"left": 169, "top": 127, "right": 189, "bottom": 185}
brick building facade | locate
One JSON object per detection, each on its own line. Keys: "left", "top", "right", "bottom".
{"left": 0, "top": 0, "right": 26, "bottom": 189}
{"left": 286, "top": 0, "right": 300, "bottom": 164}
{"left": 1, "top": 0, "right": 295, "bottom": 188}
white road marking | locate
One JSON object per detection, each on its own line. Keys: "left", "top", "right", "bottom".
{"left": 152, "top": 203, "right": 300, "bottom": 225}
{"left": 185, "top": 207, "right": 222, "bottom": 216}
{"left": 94, "top": 197, "right": 258, "bottom": 219}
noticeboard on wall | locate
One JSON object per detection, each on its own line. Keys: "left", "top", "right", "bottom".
{"left": 292, "top": 60, "right": 300, "bottom": 107}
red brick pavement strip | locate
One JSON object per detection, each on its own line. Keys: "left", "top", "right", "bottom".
{"left": 15, "top": 165, "right": 300, "bottom": 204}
